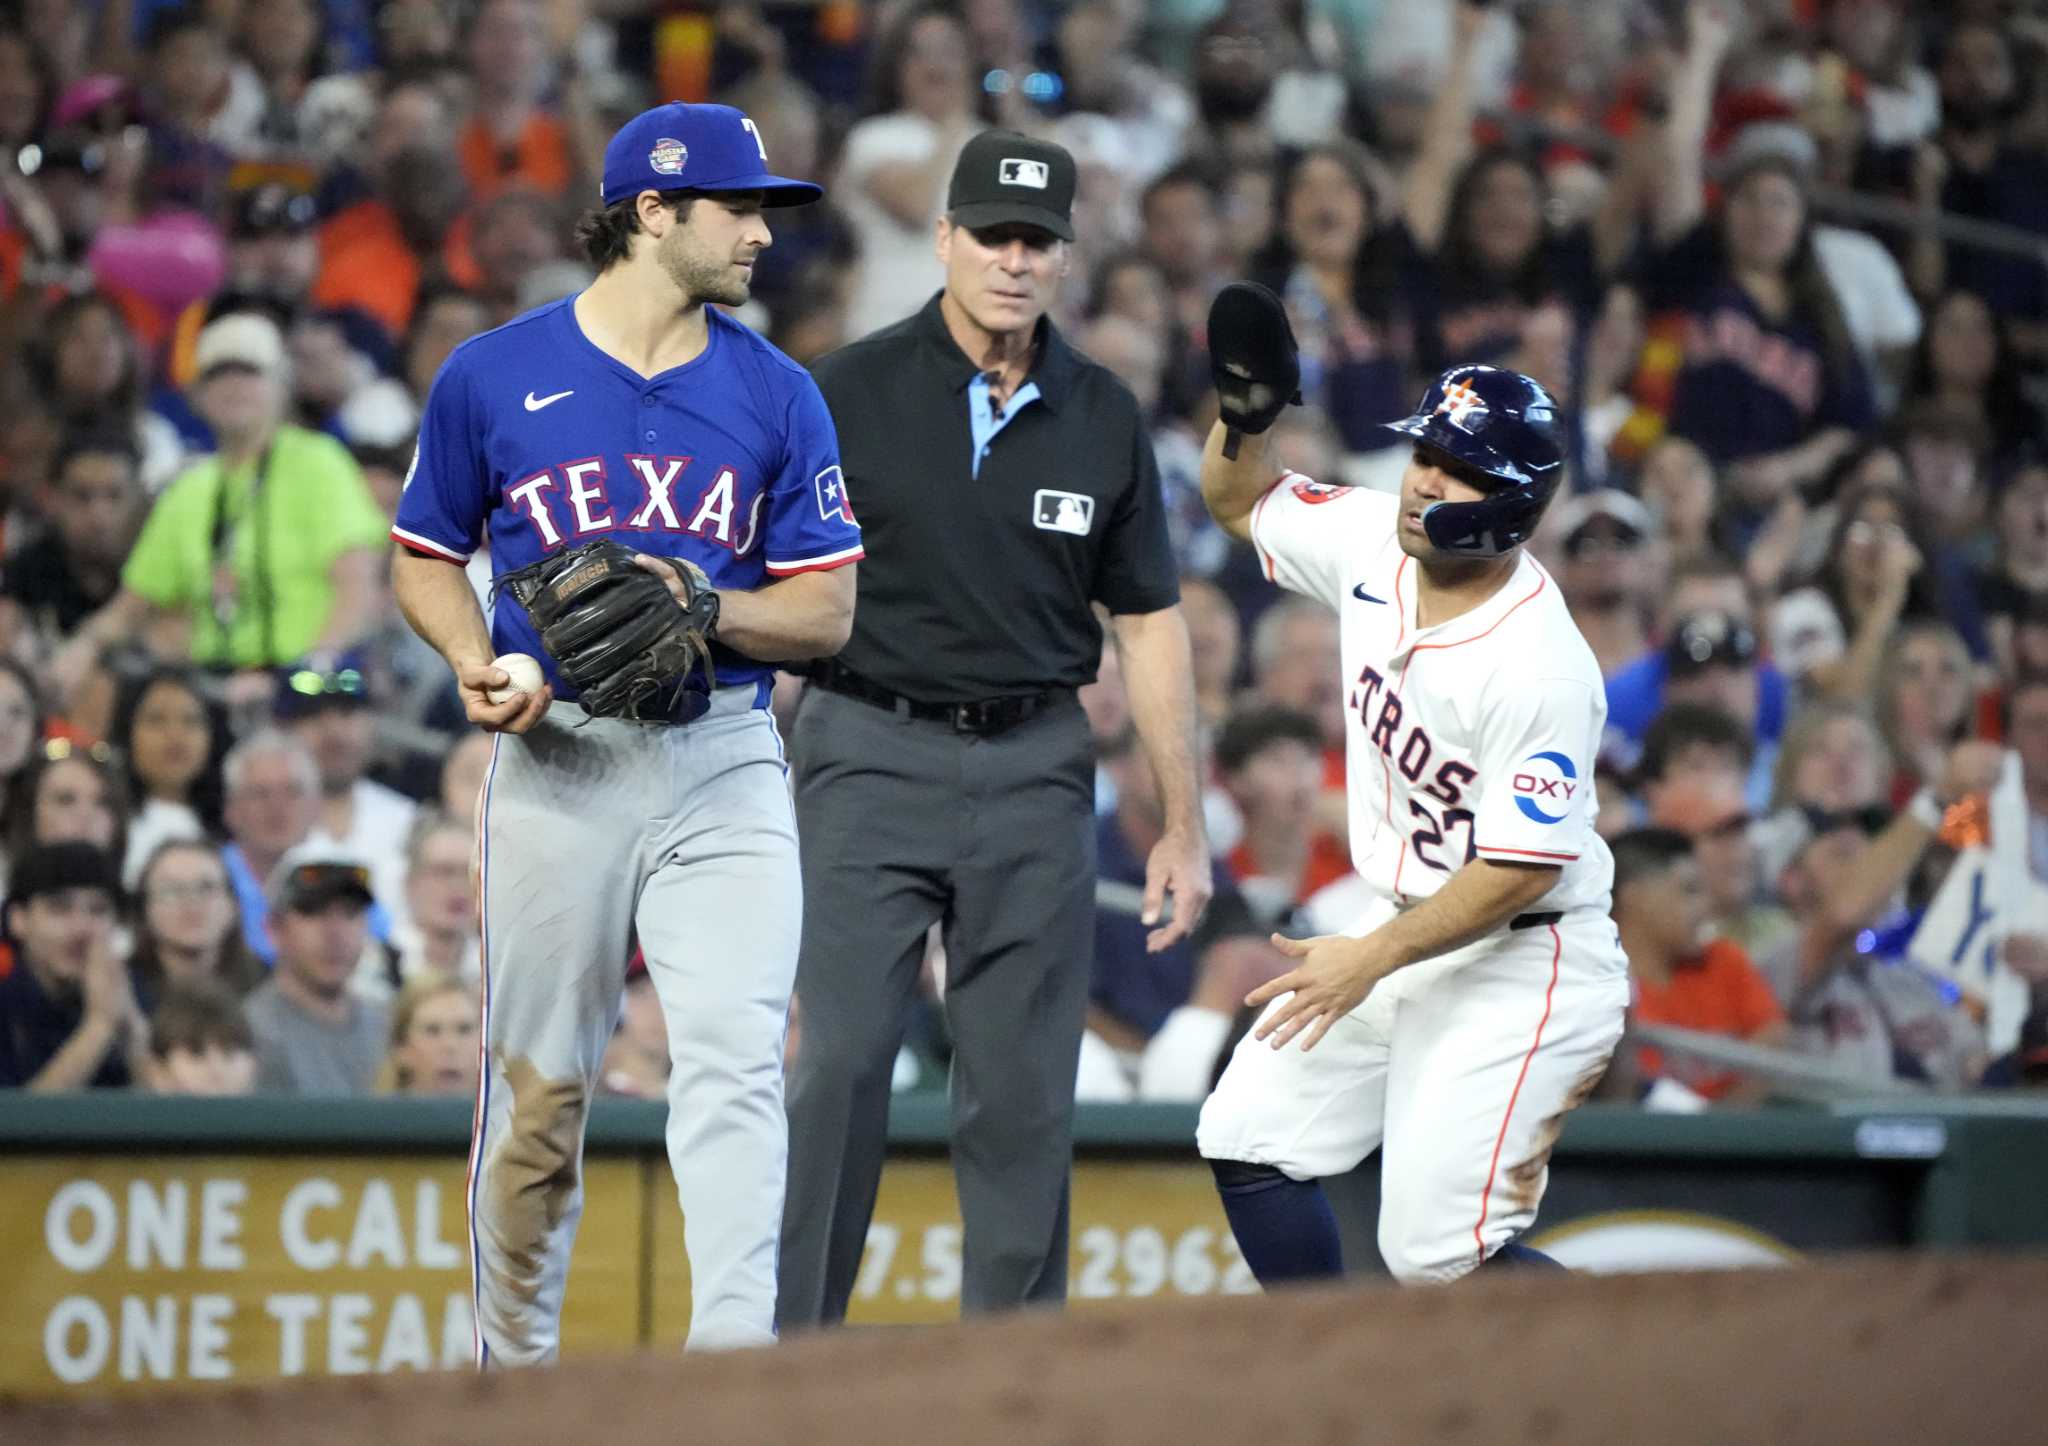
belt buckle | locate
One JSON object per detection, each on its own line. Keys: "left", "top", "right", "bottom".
{"left": 954, "top": 699, "right": 994, "bottom": 733}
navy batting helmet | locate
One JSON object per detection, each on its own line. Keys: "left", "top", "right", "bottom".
{"left": 1383, "top": 365, "right": 1566, "bottom": 557}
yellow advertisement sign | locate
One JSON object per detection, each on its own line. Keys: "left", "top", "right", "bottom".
{"left": 647, "top": 1157, "right": 1251, "bottom": 1338}
{"left": 4, "top": 1152, "right": 1242, "bottom": 1392}
{"left": 0, "top": 1156, "right": 644, "bottom": 1397}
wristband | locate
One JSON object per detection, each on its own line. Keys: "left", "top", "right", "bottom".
{"left": 1907, "top": 788, "right": 1943, "bottom": 831}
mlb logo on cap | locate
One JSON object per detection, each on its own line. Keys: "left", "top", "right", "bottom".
{"left": 947, "top": 130, "right": 1076, "bottom": 241}
{"left": 999, "top": 157, "right": 1049, "bottom": 189}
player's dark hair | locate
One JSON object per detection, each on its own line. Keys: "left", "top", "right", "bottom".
{"left": 1637, "top": 702, "right": 1755, "bottom": 785}
{"left": 1214, "top": 703, "right": 1323, "bottom": 775}
{"left": 1608, "top": 827, "right": 1694, "bottom": 899}
{"left": 574, "top": 190, "right": 697, "bottom": 272}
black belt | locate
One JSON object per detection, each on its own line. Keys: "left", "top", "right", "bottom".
{"left": 810, "top": 660, "right": 1062, "bottom": 736}
{"left": 1510, "top": 911, "right": 1564, "bottom": 931}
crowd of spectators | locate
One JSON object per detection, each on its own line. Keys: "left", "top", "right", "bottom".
{"left": 0, "top": 0, "right": 2045, "bottom": 1111}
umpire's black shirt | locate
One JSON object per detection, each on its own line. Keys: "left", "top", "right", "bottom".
{"left": 810, "top": 292, "right": 1178, "bottom": 703}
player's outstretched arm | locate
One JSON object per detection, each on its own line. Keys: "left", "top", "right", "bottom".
{"left": 391, "top": 546, "right": 552, "bottom": 734}
{"left": 1199, "top": 420, "right": 1281, "bottom": 543}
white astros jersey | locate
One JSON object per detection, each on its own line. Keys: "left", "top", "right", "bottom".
{"left": 1248, "top": 472, "right": 1613, "bottom": 918}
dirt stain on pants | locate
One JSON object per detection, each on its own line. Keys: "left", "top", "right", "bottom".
{"left": 481, "top": 1053, "right": 590, "bottom": 1312}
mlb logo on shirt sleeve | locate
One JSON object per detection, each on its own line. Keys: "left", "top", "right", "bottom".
{"left": 1033, "top": 489, "right": 1094, "bottom": 536}
{"left": 814, "top": 465, "right": 855, "bottom": 523}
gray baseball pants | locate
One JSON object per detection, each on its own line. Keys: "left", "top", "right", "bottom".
{"left": 777, "top": 685, "right": 1096, "bottom": 1327}
{"left": 467, "top": 685, "right": 799, "bottom": 1362}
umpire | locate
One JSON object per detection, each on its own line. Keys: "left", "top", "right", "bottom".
{"left": 779, "top": 130, "right": 1211, "bottom": 1326}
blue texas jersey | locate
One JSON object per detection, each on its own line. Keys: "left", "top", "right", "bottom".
{"left": 392, "top": 298, "right": 863, "bottom": 700}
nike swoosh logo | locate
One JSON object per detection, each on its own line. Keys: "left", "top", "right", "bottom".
{"left": 524, "top": 389, "right": 574, "bottom": 412}
{"left": 1353, "top": 583, "right": 1387, "bottom": 604}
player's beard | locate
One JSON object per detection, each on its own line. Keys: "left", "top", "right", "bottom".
{"left": 659, "top": 226, "right": 751, "bottom": 307}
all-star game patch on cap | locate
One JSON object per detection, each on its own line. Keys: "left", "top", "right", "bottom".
{"left": 946, "top": 129, "right": 1076, "bottom": 241}
{"left": 600, "top": 102, "right": 822, "bottom": 208}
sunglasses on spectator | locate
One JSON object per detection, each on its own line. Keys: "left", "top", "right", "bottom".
{"left": 43, "top": 737, "right": 115, "bottom": 765}
{"left": 285, "top": 667, "right": 368, "bottom": 701}
{"left": 1800, "top": 804, "right": 1892, "bottom": 837}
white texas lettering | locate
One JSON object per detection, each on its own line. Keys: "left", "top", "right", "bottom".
{"left": 504, "top": 473, "right": 563, "bottom": 547}
{"left": 685, "top": 466, "right": 741, "bottom": 547}
{"left": 561, "top": 459, "right": 615, "bottom": 534}
{"left": 625, "top": 456, "right": 689, "bottom": 530}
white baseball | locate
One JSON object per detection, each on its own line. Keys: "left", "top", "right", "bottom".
{"left": 486, "top": 653, "right": 544, "bottom": 704}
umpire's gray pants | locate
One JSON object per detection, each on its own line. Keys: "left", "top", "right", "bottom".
{"left": 778, "top": 685, "right": 1096, "bottom": 1326}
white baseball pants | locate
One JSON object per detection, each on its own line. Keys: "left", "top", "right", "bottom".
{"left": 1198, "top": 899, "right": 1627, "bottom": 1283}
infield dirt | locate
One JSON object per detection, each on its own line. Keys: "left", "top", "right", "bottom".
{"left": 9, "top": 1256, "right": 2042, "bottom": 1444}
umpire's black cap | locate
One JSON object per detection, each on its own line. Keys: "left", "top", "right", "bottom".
{"left": 946, "top": 130, "right": 1076, "bottom": 241}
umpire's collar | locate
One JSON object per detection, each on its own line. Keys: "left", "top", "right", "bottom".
{"left": 913, "top": 291, "right": 1079, "bottom": 413}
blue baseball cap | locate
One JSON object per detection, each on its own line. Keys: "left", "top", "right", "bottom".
{"left": 600, "top": 102, "right": 822, "bottom": 209}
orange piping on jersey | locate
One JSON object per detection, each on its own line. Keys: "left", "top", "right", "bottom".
{"left": 1408, "top": 571, "right": 1548, "bottom": 656}
{"left": 1392, "top": 555, "right": 1409, "bottom": 652}
{"left": 1477, "top": 844, "right": 1579, "bottom": 862}
{"left": 1385, "top": 752, "right": 1406, "bottom": 896}
{"left": 1387, "top": 649, "right": 1418, "bottom": 895}
{"left": 1472, "top": 923, "right": 1561, "bottom": 1269}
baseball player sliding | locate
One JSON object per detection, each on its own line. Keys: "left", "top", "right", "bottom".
{"left": 390, "top": 103, "right": 862, "bottom": 1360}
{"left": 1193, "top": 283, "right": 1627, "bottom": 1283}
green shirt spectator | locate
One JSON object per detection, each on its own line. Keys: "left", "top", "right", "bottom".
{"left": 123, "top": 424, "right": 389, "bottom": 666}
{"left": 51, "top": 313, "right": 390, "bottom": 706}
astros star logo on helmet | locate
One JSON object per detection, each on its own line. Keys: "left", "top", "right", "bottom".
{"left": 1434, "top": 376, "right": 1489, "bottom": 432}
